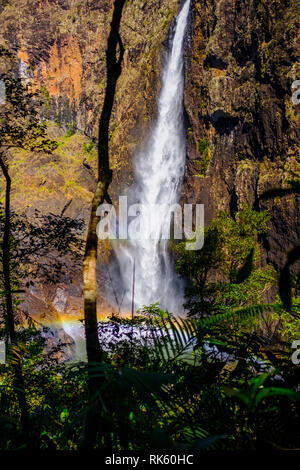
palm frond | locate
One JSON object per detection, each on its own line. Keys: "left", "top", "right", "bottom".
{"left": 149, "top": 314, "right": 198, "bottom": 364}
{"left": 148, "top": 304, "right": 278, "bottom": 364}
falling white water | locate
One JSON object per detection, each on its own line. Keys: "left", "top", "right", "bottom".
{"left": 114, "top": 0, "right": 191, "bottom": 314}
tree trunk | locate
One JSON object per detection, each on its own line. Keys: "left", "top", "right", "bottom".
{"left": 0, "top": 153, "right": 31, "bottom": 447}
{"left": 83, "top": 179, "right": 111, "bottom": 364}
{"left": 82, "top": 0, "right": 125, "bottom": 449}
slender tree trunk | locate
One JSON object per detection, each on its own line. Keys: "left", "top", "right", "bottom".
{"left": 0, "top": 153, "right": 31, "bottom": 447}
{"left": 0, "top": 155, "right": 14, "bottom": 340}
{"left": 83, "top": 180, "right": 111, "bottom": 364}
{"left": 82, "top": 0, "right": 125, "bottom": 449}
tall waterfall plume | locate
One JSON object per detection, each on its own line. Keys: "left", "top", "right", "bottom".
{"left": 112, "top": 0, "right": 191, "bottom": 314}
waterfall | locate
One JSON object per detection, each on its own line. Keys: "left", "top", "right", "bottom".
{"left": 114, "top": 0, "right": 191, "bottom": 314}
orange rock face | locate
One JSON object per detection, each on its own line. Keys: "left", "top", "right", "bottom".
{"left": 37, "top": 36, "right": 83, "bottom": 102}
{"left": 18, "top": 47, "right": 30, "bottom": 64}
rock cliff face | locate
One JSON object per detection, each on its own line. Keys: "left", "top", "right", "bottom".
{"left": 0, "top": 0, "right": 299, "bottom": 319}
{"left": 0, "top": 0, "right": 180, "bottom": 320}
{"left": 0, "top": 0, "right": 179, "bottom": 197}
{"left": 184, "top": 0, "right": 300, "bottom": 272}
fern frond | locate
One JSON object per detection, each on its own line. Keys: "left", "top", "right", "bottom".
{"left": 148, "top": 304, "right": 279, "bottom": 364}
{"left": 149, "top": 313, "right": 198, "bottom": 364}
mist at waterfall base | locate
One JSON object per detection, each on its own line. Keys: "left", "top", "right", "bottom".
{"left": 108, "top": 0, "right": 191, "bottom": 316}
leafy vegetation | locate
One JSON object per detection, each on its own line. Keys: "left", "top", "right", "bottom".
{"left": 0, "top": 302, "right": 299, "bottom": 450}
{"left": 195, "top": 138, "right": 211, "bottom": 177}
{"left": 174, "top": 205, "right": 275, "bottom": 317}
{"left": 0, "top": 204, "right": 299, "bottom": 450}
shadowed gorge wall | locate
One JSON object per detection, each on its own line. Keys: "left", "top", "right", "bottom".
{"left": 184, "top": 0, "right": 300, "bottom": 274}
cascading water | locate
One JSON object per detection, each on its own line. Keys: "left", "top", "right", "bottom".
{"left": 56, "top": 1, "right": 191, "bottom": 359}
{"left": 114, "top": 0, "right": 191, "bottom": 314}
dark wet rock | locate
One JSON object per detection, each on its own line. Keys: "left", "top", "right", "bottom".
{"left": 184, "top": 0, "right": 300, "bottom": 279}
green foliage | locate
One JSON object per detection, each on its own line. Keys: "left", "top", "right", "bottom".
{"left": 0, "top": 47, "right": 58, "bottom": 154}
{"left": 83, "top": 139, "right": 95, "bottom": 154}
{"left": 198, "top": 138, "right": 209, "bottom": 154}
{"left": 66, "top": 122, "right": 77, "bottom": 138}
{"left": 196, "top": 138, "right": 211, "bottom": 177}
{"left": 174, "top": 205, "right": 274, "bottom": 317}
{"left": 0, "top": 298, "right": 299, "bottom": 451}
{"left": 224, "top": 373, "right": 299, "bottom": 412}
{"left": 270, "top": 297, "right": 300, "bottom": 341}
